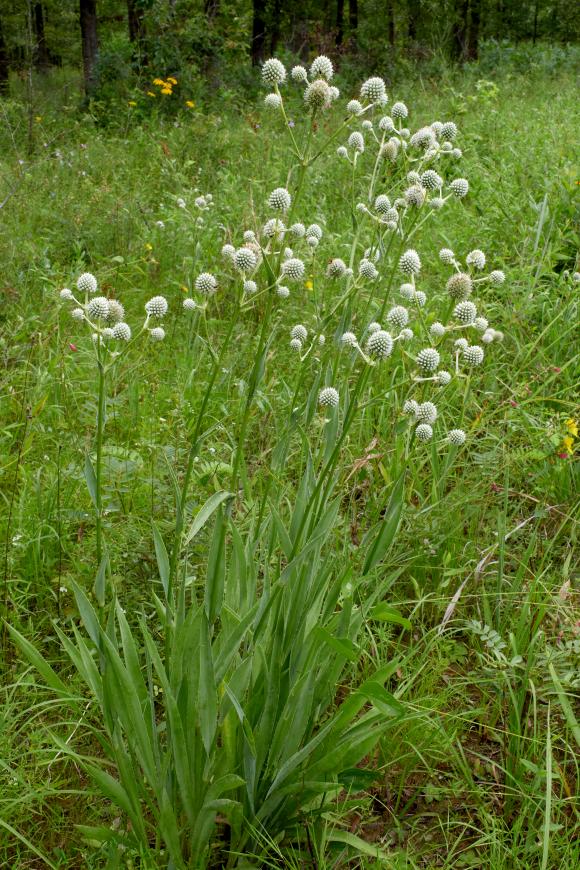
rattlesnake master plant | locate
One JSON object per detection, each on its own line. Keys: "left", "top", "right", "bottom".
{"left": 15, "top": 55, "right": 508, "bottom": 869}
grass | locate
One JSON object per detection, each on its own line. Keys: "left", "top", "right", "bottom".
{"left": 0, "top": 53, "right": 579, "bottom": 868}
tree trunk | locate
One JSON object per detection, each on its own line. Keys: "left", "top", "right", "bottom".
{"left": 251, "top": 0, "right": 267, "bottom": 65}
{"left": 451, "top": 0, "right": 468, "bottom": 61}
{"left": 270, "top": 0, "right": 281, "bottom": 54}
{"left": 80, "top": 0, "right": 98, "bottom": 94}
{"left": 349, "top": 0, "right": 358, "bottom": 42}
{"left": 408, "top": 0, "right": 420, "bottom": 41}
{"left": 127, "top": 0, "right": 147, "bottom": 64}
{"left": 387, "top": 0, "right": 396, "bottom": 46}
{"left": 33, "top": 4, "right": 50, "bottom": 70}
{"left": 336, "top": 0, "right": 344, "bottom": 45}
{"left": 0, "top": 14, "right": 9, "bottom": 94}
{"left": 466, "top": 0, "right": 480, "bottom": 59}
{"left": 204, "top": 0, "right": 220, "bottom": 20}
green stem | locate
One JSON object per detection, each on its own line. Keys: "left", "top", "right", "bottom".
{"left": 95, "top": 353, "right": 106, "bottom": 568}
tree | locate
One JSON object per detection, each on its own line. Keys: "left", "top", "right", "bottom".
{"left": 336, "top": 0, "right": 344, "bottom": 45}
{"left": 349, "top": 0, "right": 358, "bottom": 43}
{"left": 251, "top": 0, "right": 266, "bottom": 65}
{"left": 79, "top": 0, "right": 98, "bottom": 93}
{"left": 127, "top": 0, "right": 146, "bottom": 63}
{"left": 33, "top": 4, "right": 50, "bottom": 71}
{"left": 466, "top": 0, "right": 480, "bottom": 59}
{"left": 0, "top": 13, "right": 8, "bottom": 94}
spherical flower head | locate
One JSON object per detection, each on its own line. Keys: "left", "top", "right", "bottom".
{"left": 112, "top": 321, "right": 131, "bottom": 341}
{"left": 145, "top": 295, "right": 168, "bottom": 318}
{"left": 281, "top": 258, "right": 305, "bottom": 281}
{"left": 406, "top": 171, "right": 421, "bottom": 185}
{"left": 277, "top": 286, "right": 290, "bottom": 298}
{"left": 195, "top": 272, "right": 218, "bottom": 294}
{"left": 71, "top": 307, "right": 85, "bottom": 321}
{"left": 307, "top": 236, "right": 319, "bottom": 249}
{"left": 348, "top": 131, "right": 364, "bottom": 153}
{"left": 387, "top": 305, "right": 409, "bottom": 329}
{"left": 482, "top": 330, "right": 495, "bottom": 344}
{"left": 183, "top": 298, "right": 197, "bottom": 310}
{"left": 262, "top": 58, "right": 286, "bottom": 86}
{"left": 329, "top": 84, "right": 340, "bottom": 101}
{"left": 431, "top": 121, "right": 443, "bottom": 135}
{"left": 149, "top": 327, "right": 165, "bottom": 342}
{"left": 268, "top": 187, "right": 291, "bottom": 212}
{"left": 430, "top": 197, "right": 445, "bottom": 210}
{"left": 291, "top": 64, "right": 308, "bottom": 83}
{"left": 291, "top": 324, "right": 308, "bottom": 342}
{"left": 416, "top": 423, "right": 434, "bottom": 442}
{"left": 473, "top": 316, "right": 489, "bottom": 333}
{"left": 221, "top": 243, "right": 236, "bottom": 260}
{"left": 463, "top": 344, "right": 484, "bottom": 365}
{"left": 447, "top": 428, "right": 466, "bottom": 446}
{"left": 306, "top": 223, "right": 323, "bottom": 241}
{"left": 264, "top": 92, "right": 282, "bottom": 109}
{"left": 304, "top": 79, "right": 331, "bottom": 110}
{"left": 341, "top": 331, "right": 358, "bottom": 347}
{"left": 242, "top": 280, "right": 257, "bottom": 295}
{"left": 337, "top": 145, "right": 348, "bottom": 159}
{"left": 286, "top": 222, "right": 304, "bottom": 239}
{"left": 430, "top": 321, "right": 446, "bottom": 339}
{"left": 441, "top": 142, "right": 453, "bottom": 152}
{"left": 416, "top": 401, "right": 438, "bottom": 424}
{"left": 310, "top": 55, "right": 333, "bottom": 81}
{"left": 410, "top": 126, "right": 436, "bottom": 149}
{"left": 441, "top": 121, "right": 458, "bottom": 140}
{"left": 87, "top": 296, "right": 110, "bottom": 320}
{"left": 234, "top": 247, "right": 257, "bottom": 273}
{"left": 383, "top": 207, "right": 399, "bottom": 224}
{"left": 446, "top": 272, "right": 473, "bottom": 300}
{"left": 399, "top": 249, "right": 421, "bottom": 275}
{"left": 455, "top": 338, "right": 469, "bottom": 350}
{"left": 417, "top": 348, "right": 440, "bottom": 372}
{"left": 436, "top": 370, "right": 452, "bottom": 385}
{"left": 379, "top": 115, "right": 395, "bottom": 132}
{"left": 243, "top": 230, "right": 256, "bottom": 243}
{"left": 573, "top": 271, "right": 580, "bottom": 283}
{"left": 77, "top": 272, "right": 98, "bottom": 294}
{"left": 347, "top": 99, "right": 363, "bottom": 116}
{"left": 366, "top": 329, "right": 393, "bottom": 360}
{"left": 359, "top": 258, "right": 378, "bottom": 280}
{"left": 101, "top": 327, "right": 114, "bottom": 339}
{"left": 367, "top": 322, "right": 381, "bottom": 335}
{"left": 361, "top": 120, "right": 373, "bottom": 131}
{"left": 439, "top": 248, "right": 456, "bottom": 265}
{"left": 391, "top": 101, "right": 408, "bottom": 119}
{"left": 399, "top": 327, "right": 413, "bottom": 341}
{"left": 421, "top": 169, "right": 443, "bottom": 190}
{"left": 60, "top": 288, "right": 74, "bottom": 301}
{"left": 290, "top": 337, "right": 302, "bottom": 352}
{"left": 449, "top": 178, "right": 469, "bottom": 198}
{"left": 106, "top": 300, "right": 125, "bottom": 323}
{"left": 405, "top": 184, "right": 426, "bottom": 207}
{"left": 381, "top": 139, "right": 400, "bottom": 162}
{"left": 263, "top": 218, "right": 286, "bottom": 238}
{"left": 319, "top": 386, "right": 339, "bottom": 408}
{"left": 454, "top": 300, "right": 477, "bottom": 324}
{"left": 400, "top": 282, "right": 415, "bottom": 300}
{"left": 452, "top": 148, "right": 462, "bottom": 158}
{"left": 413, "top": 290, "right": 427, "bottom": 308}
{"left": 360, "top": 76, "right": 387, "bottom": 104}
{"left": 374, "top": 194, "right": 391, "bottom": 215}
{"left": 327, "top": 258, "right": 347, "bottom": 278}
{"left": 490, "top": 269, "right": 505, "bottom": 286}
{"left": 466, "top": 249, "right": 486, "bottom": 270}
{"left": 318, "top": 334, "right": 326, "bottom": 346}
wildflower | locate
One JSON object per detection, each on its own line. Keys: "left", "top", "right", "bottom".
{"left": 186, "top": 100, "right": 195, "bottom": 108}
{"left": 417, "top": 348, "right": 440, "bottom": 372}
{"left": 183, "top": 298, "right": 197, "bottom": 310}
{"left": 416, "top": 423, "right": 433, "bottom": 442}
{"left": 243, "top": 280, "right": 257, "bottom": 295}
{"left": 71, "top": 308, "right": 85, "bottom": 321}
{"left": 421, "top": 169, "right": 443, "bottom": 190}
{"left": 306, "top": 224, "right": 323, "bottom": 241}
{"left": 439, "top": 248, "right": 455, "bottom": 264}
{"left": 466, "top": 249, "right": 486, "bottom": 270}
{"left": 405, "top": 184, "right": 426, "bottom": 207}
{"left": 147, "top": 91, "right": 156, "bottom": 97}
{"left": 341, "top": 331, "right": 358, "bottom": 347}
{"left": 474, "top": 316, "right": 489, "bottom": 332}
{"left": 277, "top": 286, "right": 290, "bottom": 298}
{"left": 399, "top": 328, "right": 413, "bottom": 341}
{"left": 447, "top": 428, "right": 466, "bottom": 446}
{"left": 374, "top": 194, "right": 391, "bottom": 214}
{"left": 399, "top": 249, "right": 421, "bottom": 275}
{"left": 112, "top": 322, "right": 131, "bottom": 341}
{"left": 291, "top": 65, "right": 308, "bottom": 83}
{"left": 441, "top": 121, "right": 458, "bottom": 140}
{"left": 347, "top": 99, "right": 363, "bottom": 116}
{"left": 319, "top": 387, "right": 339, "bottom": 408}
{"left": 348, "top": 132, "right": 365, "bottom": 153}
{"left": 327, "top": 258, "right": 347, "bottom": 278}
{"left": 234, "top": 247, "right": 257, "bottom": 272}
{"left": 430, "top": 322, "right": 446, "bottom": 339}
{"left": 264, "top": 93, "right": 281, "bottom": 109}
{"left": 305, "top": 279, "right": 313, "bottom": 290}
{"left": 413, "top": 290, "right": 427, "bottom": 307}
{"left": 463, "top": 345, "right": 485, "bottom": 365}
{"left": 167, "top": 77, "right": 177, "bottom": 85}
{"left": 310, "top": 55, "right": 333, "bottom": 81}
{"left": 304, "top": 79, "right": 331, "bottom": 110}
{"left": 221, "top": 244, "right": 235, "bottom": 260}
{"left": 387, "top": 306, "right": 409, "bottom": 328}
{"left": 268, "top": 187, "right": 291, "bottom": 212}
{"left": 144, "top": 242, "right": 153, "bottom": 252}
{"left": 360, "top": 76, "right": 387, "bottom": 104}
{"left": 454, "top": 300, "right": 477, "bottom": 324}
{"left": 366, "top": 330, "right": 393, "bottom": 359}
{"left": 565, "top": 419, "right": 578, "bottom": 437}
{"left": 391, "top": 101, "right": 408, "bottom": 118}
{"left": 447, "top": 272, "right": 473, "bottom": 300}
{"left": 161, "top": 88, "right": 172, "bottom": 95}
{"left": 436, "top": 370, "right": 452, "bottom": 385}
{"left": 153, "top": 78, "right": 164, "bottom": 86}
{"left": 87, "top": 297, "right": 110, "bottom": 320}
{"left": 367, "top": 323, "right": 381, "bottom": 335}
{"left": 128, "top": 100, "right": 137, "bottom": 107}
{"left": 400, "top": 283, "right": 415, "bottom": 300}
{"left": 263, "top": 218, "right": 286, "bottom": 237}
{"left": 489, "top": 269, "right": 505, "bottom": 285}
{"left": 77, "top": 272, "right": 98, "bottom": 294}
{"left": 145, "top": 296, "right": 168, "bottom": 318}
{"left": 150, "top": 327, "right": 165, "bottom": 341}
{"left": 379, "top": 115, "right": 395, "bottom": 131}
{"left": 262, "top": 58, "right": 286, "bottom": 85}
{"left": 195, "top": 272, "right": 218, "bottom": 294}
{"left": 60, "top": 288, "right": 74, "bottom": 300}
{"left": 416, "top": 402, "right": 438, "bottom": 423}
{"left": 449, "top": 178, "right": 469, "bottom": 198}
{"left": 291, "top": 324, "right": 308, "bottom": 342}
{"left": 359, "top": 258, "right": 378, "bottom": 280}
{"left": 107, "top": 300, "right": 125, "bottom": 323}
{"left": 290, "top": 337, "right": 302, "bottom": 351}
{"left": 281, "top": 258, "right": 305, "bottom": 281}
{"left": 337, "top": 145, "right": 348, "bottom": 158}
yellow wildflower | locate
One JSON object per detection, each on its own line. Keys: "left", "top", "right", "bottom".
{"left": 35, "top": 116, "right": 42, "bottom": 122}
{"left": 147, "top": 91, "right": 156, "bottom": 97}
{"left": 565, "top": 418, "right": 578, "bottom": 437}
{"left": 167, "top": 77, "right": 177, "bottom": 85}
{"left": 153, "top": 78, "right": 164, "bottom": 86}
{"left": 128, "top": 100, "right": 137, "bottom": 107}
{"left": 186, "top": 100, "right": 195, "bottom": 108}
{"left": 144, "top": 242, "right": 153, "bottom": 252}
{"left": 180, "top": 285, "right": 189, "bottom": 293}
{"left": 305, "top": 280, "right": 313, "bottom": 290}
{"left": 561, "top": 436, "right": 575, "bottom": 455}
{"left": 161, "top": 87, "right": 172, "bottom": 95}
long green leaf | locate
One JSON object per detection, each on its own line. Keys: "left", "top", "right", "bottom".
{"left": 362, "top": 471, "right": 406, "bottom": 575}
{"left": 84, "top": 454, "right": 98, "bottom": 507}
{"left": 183, "top": 490, "right": 233, "bottom": 546}
{"left": 6, "top": 624, "right": 70, "bottom": 696}
{"left": 152, "top": 522, "right": 170, "bottom": 599}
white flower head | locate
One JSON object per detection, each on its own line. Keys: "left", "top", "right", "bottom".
{"left": 145, "top": 295, "right": 168, "bottom": 318}
{"left": 262, "top": 58, "right": 286, "bottom": 86}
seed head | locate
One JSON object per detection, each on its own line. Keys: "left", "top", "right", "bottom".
{"left": 341, "top": 331, "right": 358, "bottom": 347}
{"left": 290, "top": 337, "right": 302, "bottom": 353}
{"left": 221, "top": 243, "right": 236, "bottom": 260}
{"left": 439, "top": 248, "right": 456, "bottom": 265}
{"left": 391, "top": 101, "right": 408, "bottom": 119}
{"left": 262, "top": 58, "right": 286, "bottom": 86}
{"left": 413, "top": 290, "right": 427, "bottom": 308}
{"left": 359, "top": 258, "right": 378, "bottom": 280}
{"left": 150, "top": 327, "right": 165, "bottom": 341}
{"left": 327, "top": 258, "right": 347, "bottom": 278}
{"left": 415, "top": 423, "right": 433, "bottom": 442}
{"left": 462, "top": 344, "right": 485, "bottom": 365}
{"left": 291, "top": 324, "right": 308, "bottom": 342}
{"left": 378, "top": 115, "right": 395, "bottom": 132}
{"left": 319, "top": 386, "right": 339, "bottom": 408}
{"left": 183, "top": 298, "right": 197, "bottom": 310}
{"left": 399, "top": 327, "right": 413, "bottom": 341}
{"left": 60, "top": 288, "right": 74, "bottom": 300}
{"left": 77, "top": 272, "right": 98, "bottom": 294}
{"left": 449, "top": 178, "right": 469, "bottom": 198}
{"left": 233, "top": 247, "right": 257, "bottom": 273}
{"left": 466, "top": 249, "right": 486, "bottom": 270}
{"left": 367, "top": 322, "right": 381, "bottom": 335}
{"left": 112, "top": 321, "right": 131, "bottom": 341}
{"left": 474, "top": 316, "right": 489, "bottom": 332}
{"left": 347, "top": 99, "right": 363, "bottom": 116}
{"left": 348, "top": 131, "right": 364, "bottom": 153}
{"left": 447, "top": 428, "right": 466, "bottom": 446}
{"left": 145, "top": 295, "right": 168, "bottom": 318}
{"left": 403, "top": 399, "right": 419, "bottom": 415}
{"left": 195, "top": 272, "right": 218, "bottom": 294}
{"left": 304, "top": 79, "right": 331, "bottom": 110}
{"left": 243, "top": 280, "right": 257, "bottom": 295}
{"left": 405, "top": 184, "right": 426, "bottom": 207}
{"left": 400, "top": 282, "right": 415, "bottom": 300}
{"left": 106, "top": 300, "right": 125, "bottom": 323}
{"left": 446, "top": 272, "right": 473, "bottom": 300}
{"left": 416, "top": 401, "right": 438, "bottom": 424}
{"left": 454, "top": 300, "right": 477, "bottom": 324}
{"left": 455, "top": 338, "right": 469, "bottom": 350}
{"left": 87, "top": 296, "right": 110, "bottom": 320}
{"left": 410, "top": 127, "right": 436, "bottom": 149}
{"left": 71, "top": 307, "right": 84, "bottom": 321}
{"left": 291, "top": 65, "right": 308, "bottom": 83}
{"left": 441, "top": 121, "right": 458, "bottom": 140}
{"left": 282, "top": 258, "right": 305, "bottom": 281}
{"left": 310, "top": 55, "right": 333, "bottom": 81}
{"left": 430, "top": 322, "right": 446, "bottom": 338}
{"left": 374, "top": 195, "right": 391, "bottom": 215}
{"left": 421, "top": 169, "right": 443, "bottom": 190}
{"left": 387, "top": 305, "right": 409, "bottom": 328}
{"left": 399, "top": 249, "right": 421, "bottom": 275}
{"left": 306, "top": 224, "right": 323, "bottom": 240}
{"left": 277, "top": 286, "right": 290, "bottom": 298}
{"left": 366, "top": 330, "right": 393, "bottom": 359}
{"left": 264, "top": 93, "right": 282, "bottom": 109}
{"left": 382, "top": 139, "right": 400, "bottom": 161}
{"left": 417, "top": 348, "right": 440, "bottom": 372}
{"left": 268, "top": 187, "right": 291, "bottom": 212}
{"left": 436, "top": 370, "right": 452, "bottom": 385}
{"left": 360, "top": 76, "right": 387, "bottom": 104}
{"left": 490, "top": 269, "right": 505, "bottom": 285}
